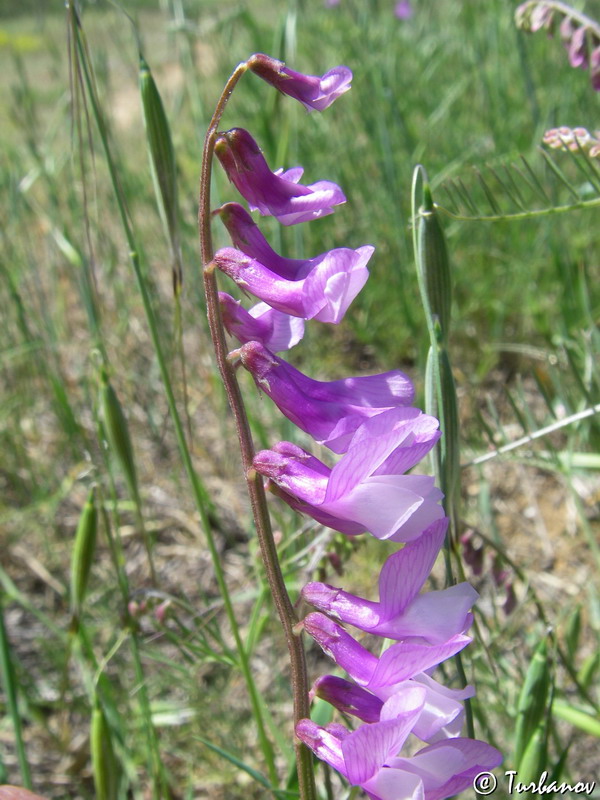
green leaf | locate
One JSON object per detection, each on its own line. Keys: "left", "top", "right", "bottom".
{"left": 552, "top": 700, "right": 600, "bottom": 738}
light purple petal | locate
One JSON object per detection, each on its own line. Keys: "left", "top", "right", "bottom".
{"left": 268, "top": 482, "right": 367, "bottom": 535}
{"left": 407, "top": 674, "right": 472, "bottom": 741}
{"left": 368, "top": 635, "right": 472, "bottom": 689}
{"left": 327, "top": 408, "right": 440, "bottom": 499}
{"left": 240, "top": 341, "right": 414, "bottom": 453}
{"left": 363, "top": 768, "right": 425, "bottom": 800}
{"left": 378, "top": 519, "right": 448, "bottom": 616}
{"left": 323, "top": 473, "right": 444, "bottom": 543}
{"left": 378, "top": 583, "right": 477, "bottom": 643}
{"left": 343, "top": 689, "right": 425, "bottom": 785}
{"left": 248, "top": 53, "right": 352, "bottom": 112}
{"left": 218, "top": 293, "right": 304, "bottom": 351}
{"left": 388, "top": 738, "right": 503, "bottom": 800}
{"left": 569, "top": 26, "right": 588, "bottom": 68}
{"left": 214, "top": 128, "right": 346, "bottom": 225}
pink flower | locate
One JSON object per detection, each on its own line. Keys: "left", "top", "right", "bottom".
{"left": 395, "top": 1, "right": 413, "bottom": 20}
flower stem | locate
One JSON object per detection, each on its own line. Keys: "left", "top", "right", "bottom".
{"left": 199, "top": 64, "right": 316, "bottom": 800}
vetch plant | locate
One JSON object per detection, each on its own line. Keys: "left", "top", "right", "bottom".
{"left": 199, "top": 54, "right": 500, "bottom": 799}
{"left": 516, "top": 1, "right": 600, "bottom": 91}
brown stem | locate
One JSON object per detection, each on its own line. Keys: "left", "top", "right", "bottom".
{"left": 198, "top": 63, "right": 317, "bottom": 800}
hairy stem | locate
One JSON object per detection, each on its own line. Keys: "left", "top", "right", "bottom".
{"left": 199, "top": 63, "right": 316, "bottom": 800}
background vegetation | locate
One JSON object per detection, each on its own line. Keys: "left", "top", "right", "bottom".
{"left": 0, "top": 0, "right": 598, "bottom": 797}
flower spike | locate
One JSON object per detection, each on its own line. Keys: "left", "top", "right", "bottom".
{"left": 247, "top": 53, "right": 352, "bottom": 111}
{"left": 214, "top": 128, "right": 346, "bottom": 225}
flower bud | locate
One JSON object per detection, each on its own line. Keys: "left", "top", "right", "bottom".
{"left": 247, "top": 53, "right": 352, "bottom": 112}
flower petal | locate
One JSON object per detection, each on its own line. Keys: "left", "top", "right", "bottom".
{"left": 378, "top": 518, "right": 448, "bottom": 616}
{"left": 218, "top": 293, "right": 304, "bottom": 351}
{"left": 369, "top": 635, "right": 472, "bottom": 689}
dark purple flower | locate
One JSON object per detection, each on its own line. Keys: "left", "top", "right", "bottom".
{"left": 462, "top": 531, "right": 485, "bottom": 575}
{"left": 303, "top": 517, "right": 478, "bottom": 642}
{"left": 254, "top": 408, "right": 444, "bottom": 542}
{"left": 239, "top": 341, "right": 414, "bottom": 452}
{"left": 218, "top": 292, "right": 305, "bottom": 351}
{"left": 214, "top": 128, "right": 346, "bottom": 225}
{"left": 313, "top": 675, "right": 383, "bottom": 723}
{"left": 247, "top": 53, "right": 352, "bottom": 111}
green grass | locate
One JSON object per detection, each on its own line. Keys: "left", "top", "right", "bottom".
{"left": 0, "top": 0, "right": 599, "bottom": 797}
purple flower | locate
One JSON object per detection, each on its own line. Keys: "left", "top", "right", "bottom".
{"left": 247, "top": 53, "right": 352, "bottom": 111}
{"left": 253, "top": 407, "right": 444, "bottom": 542}
{"left": 239, "top": 341, "right": 414, "bottom": 452}
{"left": 218, "top": 293, "right": 305, "bottom": 352}
{"left": 302, "top": 604, "right": 475, "bottom": 744}
{"left": 303, "top": 612, "right": 471, "bottom": 695}
{"left": 296, "top": 716, "right": 502, "bottom": 800}
{"left": 214, "top": 202, "right": 372, "bottom": 323}
{"left": 314, "top": 671, "right": 474, "bottom": 743}
{"left": 214, "top": 128, "right": 346, "bottom": 225}
{"left": 560, "top": 15, "right": 575, "bottom": 47}
{"left": 213, "top": 245, "right": 372, "bottom": 323}
{"left": 303, "top": 518, "right": 478, "bottom": 642}
{"left": 529, "top": 3, "right": 554, "bottom": 32}
{"left": 394, "top": 0, "right": 413, "bottom": 20}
